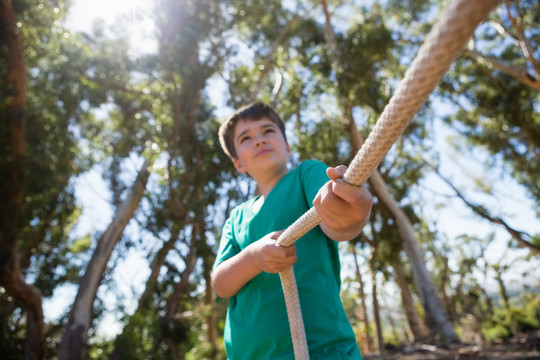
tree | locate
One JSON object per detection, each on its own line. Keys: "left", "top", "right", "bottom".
{"left": 0, "top": 0, "right": 43, "bottom": 358}
{"left": 58, "top": 159, "right": 152, "bottom": 360}
{"left": 440, "top": 0, "right": 540, "bottom": 207}
{"left": 350, "top": 243, "right": 375, "bottom": 352}
{"left": 1, "top": 0, "right": 100, "bottom": 357}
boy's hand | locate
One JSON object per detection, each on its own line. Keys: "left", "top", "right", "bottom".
{"left": 248, "top": 231, "right": 297, "bottom": 273}
{"left": 313, "top": 165, "right": 373, "bottom": 241}
{"left": 212, "top": 230, "right": 296, "bottom": 298}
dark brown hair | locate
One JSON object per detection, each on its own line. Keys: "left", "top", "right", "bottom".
{"left": 218, "top": 101, "right": 287, "bottom": 159}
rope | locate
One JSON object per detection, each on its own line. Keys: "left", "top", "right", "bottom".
{"left": 276, "top": 0, "right": 499, "bottom": 358}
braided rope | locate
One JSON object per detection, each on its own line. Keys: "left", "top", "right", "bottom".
{"left": 276, "top": 0, "right": 499, "bottom": 358}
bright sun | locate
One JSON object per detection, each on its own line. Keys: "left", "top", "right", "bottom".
{"left": 65, "top": 0, "right": 153, "bottom": 33}
{"left": 65, "top": 0, "right": 156, "bottom": 55}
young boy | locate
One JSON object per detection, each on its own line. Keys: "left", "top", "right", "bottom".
{"left": 212, "top": 102, "right": 373, "bottom": 359}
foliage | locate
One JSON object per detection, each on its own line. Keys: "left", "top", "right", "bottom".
{"left": 110, "top": 311, "right": 161, "bottom": 359}
{"left": 439, "top": 0, "right": 540, "bottom": 208}
{"left": 482, "top": 293, "right": 540, "bottom": 342}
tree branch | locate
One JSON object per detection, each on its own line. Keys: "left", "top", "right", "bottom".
{"left": 430, "top": 165, "right": 540, "bottom": 255}
{"left": 505, "top": 0, "right": 540, "bottom": 80}
{"left": 487, "top": 20, "right": 519, "bottom": 45}
{"left": 463, "top": 49, "right": 540, "bottom": 91}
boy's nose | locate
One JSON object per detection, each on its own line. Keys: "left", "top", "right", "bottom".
{"left": 255, "top": 137, "right": 267, "bottom": 147}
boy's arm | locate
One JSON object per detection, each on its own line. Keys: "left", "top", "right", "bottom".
{"left": 212, "top": 231, "right": 297, "bottom": 298}
{"left": 314, "top": 165, "right": 373, "bottom": 242}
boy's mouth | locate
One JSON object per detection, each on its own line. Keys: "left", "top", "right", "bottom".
{"left": 255, "top": 148, "right": 272, "bottom": 157}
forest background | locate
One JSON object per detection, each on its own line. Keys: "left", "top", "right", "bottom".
{"left": 1, "top": 0, "right": 539, "bottom": 359}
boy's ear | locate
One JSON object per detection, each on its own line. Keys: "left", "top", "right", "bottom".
{"left": 232, "top": 157, "right": 247, "bottom": 174}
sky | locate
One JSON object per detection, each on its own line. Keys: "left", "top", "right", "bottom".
{"left": 51, "top": 0, "right": 540, "bottom": 339}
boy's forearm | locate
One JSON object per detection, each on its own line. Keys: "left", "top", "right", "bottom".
{"left": 211, "top": 247, "right": 261, "bottom": 298}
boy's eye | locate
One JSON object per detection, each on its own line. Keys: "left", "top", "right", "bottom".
{"left": 264, "top": 128, "right": 275, "bottom": 134}
{"left": 239, "top": 136, "right": 250, "bottom": 143}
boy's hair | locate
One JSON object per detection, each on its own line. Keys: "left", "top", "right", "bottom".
{"left": 218, "top": 101, "right": 287, "bottom": 159}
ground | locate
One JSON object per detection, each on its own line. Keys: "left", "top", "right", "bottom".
{"left": 364, "top": 331, "right": 540, "bottom": 360}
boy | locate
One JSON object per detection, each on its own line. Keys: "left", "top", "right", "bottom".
{"left": 212, "top": 102, "right": 373, "bottom": 359}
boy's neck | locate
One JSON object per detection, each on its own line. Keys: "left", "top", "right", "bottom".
{"left": 254, "top": 167, "right": 289, "bottom": 198}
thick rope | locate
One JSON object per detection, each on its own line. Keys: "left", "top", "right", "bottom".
{"left": 276, "top": 0, "right": 500, "bottom": 358}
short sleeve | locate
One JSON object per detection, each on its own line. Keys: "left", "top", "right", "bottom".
{"left": 300, "top": 160, "right": 330, "bottom": 205}
{"left": 212, "top": 216, "right": 240, "bottom": 271}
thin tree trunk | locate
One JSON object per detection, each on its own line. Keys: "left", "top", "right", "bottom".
{"left": 493, "top": 267, "right": 510, "bottom": 311}
{"left": 370, "top": 251, "right": 384, "bottom": 354}
{"left": 439, "top": 256, "right": 455, "bottom": 321}
{"left": 110, "top": 228, "right": 181, "bottom": 360}
{"left": 391, "top": 257, "right": 428, "bottom": 341}
{"left": 162, "top": 227, "right": 198, "bottom": 356}
{"left": 140, "top": 229, "right": 181, "bottom": 309}
{"left": 202, "top": 225, "right": 218, "bottom": 360}
{"left": 350, "top": 244, "right": 374, "bottom": 353}
{"left": 58, "top": 158, "right": 152, "bottom": 360}
{"left": 493, "top": 265, "right": 517, "bottom": 335}
{"left": 0, "top": 2, "right": 44, "bottom": 359}
{"left": 163, "top": 242, "right": 197, "bottom": 353}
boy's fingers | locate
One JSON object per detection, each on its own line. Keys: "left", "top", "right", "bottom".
{"left": 283, "top": 243, "right": 296, "bottom": 256}
{"left": 269, "top": 230, "right": 285, "bottom": 240}
{"left": 333, "top": 182, "right": 372, "bottom": 208}
{"left": 326, "top": 165, "right": 347, "bottom": 181}
{"left": 331, "top": 178, "right": 359, "bottom": 199}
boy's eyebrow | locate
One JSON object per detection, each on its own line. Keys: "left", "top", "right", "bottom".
{"left": 235, "top": 123, "right": 277, "bottom": 143}
{"left": 235, "top": 129, "right": 250, "bottom": 143}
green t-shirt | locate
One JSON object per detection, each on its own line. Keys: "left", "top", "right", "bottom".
{"left": 213, "top": 160, "right": 362, "bottom": 360}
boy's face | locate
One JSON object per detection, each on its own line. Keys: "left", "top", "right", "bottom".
{"left": 232, "top": 117, "right": 290, "bottom": 179}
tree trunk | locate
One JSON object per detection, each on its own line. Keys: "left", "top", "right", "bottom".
{"left": 162, "top": 227, "right": 198, "bottom": 356}
{"left": 140, "top": 229, "right": 181, "bottom": 310}
{"left": 110, "top": 228, "right": 181, "bottom": 360}
{"left": 350, "top": 244, "right": 374, "bottom": 353}
{"left": 493, "top": 268, "right": 510, "bottom": 311}
{"left": 370, "top": 251, "right": 384, "bottom": 354}
{"left": 346, "top": 117, "right": 459, "bottom": 344}
{"left": 0, "top": 2, "right": 45, "bottom": 359}
{"left": 0, "top": 263, "right": 43, "bottom": 360}
{"left": 493, "top": 265, "right": 517, "bottom": 335}
{"left": 439, "top": 256, "right": 455, "bottom": 322}
{"left": 391, "top": 257, "right": 428, "bottom": 341}
{"left": 58, "top": 158, "right": 152, "bottom": 360}
{"left": 202, "top": 226, "right": 218, "bottom": 360}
